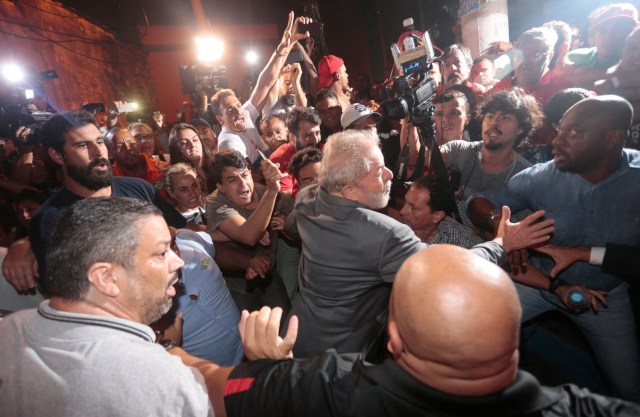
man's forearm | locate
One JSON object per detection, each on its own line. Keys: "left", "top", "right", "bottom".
{"left": 170, "top": 347, "right": 233, "bottom": 417}
{"left": 510, "top": 264, "right": 552, "bottom": 290}
{"left": 214, "top": 242, "right": 251, "bottom": 271}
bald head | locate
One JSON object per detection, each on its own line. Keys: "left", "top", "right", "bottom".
{"left": 553, "top": 95, "right": 632, "bottom": 181}
{"left": 389, "top": 245, "right": 521, "bottom": 395}
{"left": 567, "top": 95, "right": 633, "bottom": 133}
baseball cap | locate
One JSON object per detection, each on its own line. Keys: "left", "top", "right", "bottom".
{"left": 318, "top": 55, "right": 344, "bottom": 89}
{"left": 590, "top": 3, "right": 638, "bottom": 29}
{"left": 341, "top": 103, "right": 381, "bottom": 129}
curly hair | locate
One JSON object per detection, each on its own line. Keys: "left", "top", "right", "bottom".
{"left": 477, "top": 87, "right": 543, "bottom": 146}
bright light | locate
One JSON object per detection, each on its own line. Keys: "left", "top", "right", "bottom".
{"left": 196, "top": 36, "right": 224, "bottom": 63}
{"left": 245, "top": 50, "right": 258, "bottom": 65}
{"left": 25, "top": 89, "right": 34, "bottom": 100}
{"left": 2, "top": 64, "right": 25, "bottom": 83}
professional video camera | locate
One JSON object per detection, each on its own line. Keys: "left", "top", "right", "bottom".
{"left": 0, "top": 103, "right": 53, "bottom": 144}
{"left": 179, "top": 64, "right": 230, "bottom": 96}
{"left": 382, "top": 19, "right": 459, "bottom": 220}
{"left": 381, "top": 19, "right": 437, "bottom": 127}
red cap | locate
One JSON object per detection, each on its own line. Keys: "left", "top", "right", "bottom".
{"left": 591, "top": 3, "right": 638, "bottom": 29}
{"left": 318, "top": 55, "right": 344, "bottom": 89}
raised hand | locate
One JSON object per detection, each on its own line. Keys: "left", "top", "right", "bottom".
{"left": 239, "top": 307, "right": 298, "bottom": 361}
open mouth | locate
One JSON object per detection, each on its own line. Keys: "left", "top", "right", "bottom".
{"left": 485, "top": 129, "right": 501, "bottom": 138}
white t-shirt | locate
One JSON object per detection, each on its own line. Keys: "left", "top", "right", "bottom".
{"left": 217, "top": 101, "right": 267, "bottom": 163}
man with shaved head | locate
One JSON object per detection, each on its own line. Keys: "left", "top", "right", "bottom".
{"left": 469, "top": 95, "right": 640, "bottom": 400}
{"left": 215, "top": 245, "right": 639, "bottom": 416}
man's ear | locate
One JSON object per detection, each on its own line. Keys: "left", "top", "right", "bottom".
{"left": 432, "top": 210, "right": 446, "bottom": 224}
{"left": 216, "top": 114, "right": 225, "bottom": 127}
{"left": 87, "top": 262, "right": 121, "bottom": 298}
{"left": 605, "top": 129, "right": 627, "bottom": 149}
{"left": 288, "top": 131, "right": 297, "bottom": 144}
{"left": 48, "top": 148, "right": 64, "bottom": 166}
{"left": 341, "top": 184, "right": 354, "bottom": 198}
{"left": 216, "top": 182, "right": 224, "bottom": 193}
{"left": 387, "top": 321, "right": 405, "bottom": 359}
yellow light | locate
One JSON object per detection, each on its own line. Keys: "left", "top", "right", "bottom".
{"left": 196, "top": 36, "right": 224, "bottom": 63}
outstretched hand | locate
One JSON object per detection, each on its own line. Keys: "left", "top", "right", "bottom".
{"left": 239, "top": 307, "right": 298, "bottom": 361}
{"left": 496, "top": 206, "right": 555, "bottom": 253}
{"left": 534, "top": 244, "right": 590, "bottom": 278}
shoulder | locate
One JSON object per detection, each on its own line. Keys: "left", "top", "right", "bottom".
{"left": 113, "top": 176, "right": 156, "bottom": 196}
{"left": 443, "top": 140, "right": 477, "bottom": 152}
{"left": 269, "top": 143, "right": 294, "bottom": 163}
{"left": 514, "top": 152, "right": 533, "bottom": 169}
{"left": 243, "top": 101, "right": 260, "bottom": 122}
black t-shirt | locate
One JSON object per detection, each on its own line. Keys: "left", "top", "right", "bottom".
{"left": 224, "top": 350, "right": 639, "bottom": 417}
{"left": 30, "top": 176, "right": 186, "bottom": 278}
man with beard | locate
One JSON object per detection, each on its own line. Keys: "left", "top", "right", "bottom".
{"left": 0, "top": 197, "right": 213, "bottom": 416}
{"left": 269, "top": 106, "right": 322, "bottom": 197}
{"left": 442, "top": 43, "right": 473, "bottom": 88}
{"left": 3, "top": 110, "right": 186, "bottom": 290}
{"left": 283, "top": 129, "right": 555, "bottom": 359}
{"left": 440, "top": 88, "right": 540, "bottom": 227}
{"left": 107, "top": 127, "right": 169, "bottom": 194}
{"left": 468, "top": 95, "right": 640, "bottom": 401}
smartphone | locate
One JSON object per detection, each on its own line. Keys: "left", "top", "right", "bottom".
{"left": 298, "top": 21, "right": 323, "bottom": 38}
{"left": 252, "top": 149, "right": 267, "bottom": 170}
{"left": 117, "top": 102, "right": 138, "bottom": 113}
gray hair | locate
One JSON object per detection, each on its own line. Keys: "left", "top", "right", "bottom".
{"left": 164, "top": 162, "right": 196, "bottom": 190}
{"left": 319, "top": 130, "right": 380, "bottom": 193}
{"left": 516, "top": 26, "right": 558, "bottom": 54}
{"left": 44, "top": 197, "right": 161, "bottom": 300}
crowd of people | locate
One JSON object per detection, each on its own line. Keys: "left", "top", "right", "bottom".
{"left": 1, "top": 3, "right": 640, "bottom": 416}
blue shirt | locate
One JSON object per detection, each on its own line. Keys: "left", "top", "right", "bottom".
{"left": 483, "top": 149, "right": 640, "bottom": 291}
{"left": 175, "top": 230, "right": 244, "bottom": 366}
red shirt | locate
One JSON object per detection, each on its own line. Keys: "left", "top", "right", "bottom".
{"left": 112, "top": 153, "right": 168, "bottom": 196}
{"left": 269, "top": 142, "right": 297, "bottom": 195}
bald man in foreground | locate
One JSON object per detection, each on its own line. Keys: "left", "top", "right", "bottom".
{"left": 185, "top": 245, "right": 639, "bottom": 416}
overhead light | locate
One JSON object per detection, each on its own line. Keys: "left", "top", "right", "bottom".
{"left": 195, "top": 36, "right": 224, "bottom": 63}
{"left": 245, "top": 50, "right": 259, "bottom": 65}
{"left": 2, "top": 63, "right": 25, "bottom": 83}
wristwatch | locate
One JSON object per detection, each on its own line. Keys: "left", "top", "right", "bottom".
{"left": 159, "top": 339, "right": 179, "bottom": 351}
{"left": 548, "top": 278, "right": 567, "bottom": 295}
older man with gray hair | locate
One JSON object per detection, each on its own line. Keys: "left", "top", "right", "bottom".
{"left": 492, "top": 26, "right": 573, "bottom": 106}
{"left": 283, "top": 130, "right": 555, "bottom": 360}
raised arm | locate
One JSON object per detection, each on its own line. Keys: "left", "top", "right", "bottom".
{"left": 290, "top": 63, "right": 308, "bottom": 108}
{"left": 215, "top": 159, "right": 286, "bottom": 246}
{"left": 295, "top": 41, "right": 319, "bottom": 96}
{"left": 249, "top": 12, "right": 312, "bottom": 112}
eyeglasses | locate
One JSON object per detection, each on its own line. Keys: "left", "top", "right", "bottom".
{"left": 134, "top": 134, "right": 154, "bottom": 143}
{"left": 513, "top": 50, "right": 551, "bottom": 64}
